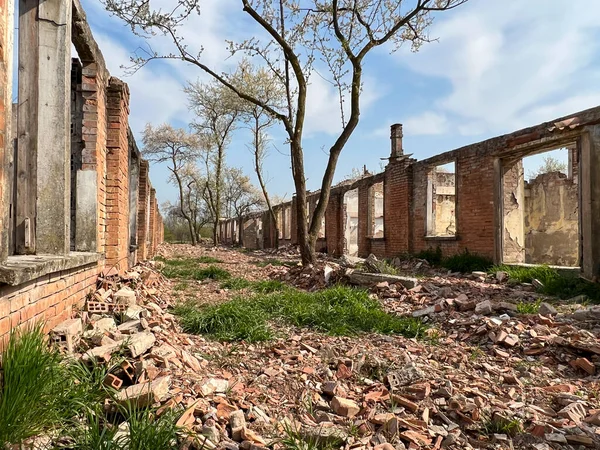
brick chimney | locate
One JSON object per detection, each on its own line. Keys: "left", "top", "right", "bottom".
{"left": 390, "top": 123, "right": 403, "bottom": 158}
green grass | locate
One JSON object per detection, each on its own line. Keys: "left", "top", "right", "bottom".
{"left": 174, "top": 285, "right": 427, "bottom": 343}
{"left": 414, "top": 247, "right": 493, "bottom": 273}
{"left": 492, "top": 264, "right": 600, "bottom": 303}
{"left": 0, "top": 326, "right": 65, "bottom": 445}
{"left": 173, "top": 281, "right": 190, "bottom": 291}
{"left": 482, "top": 416, "right": 523, "bottom": 436}
{"left": 220, "top": 277, "right": 287, "bottom": 294}
{"left": 162, "top": 261, "right": 231, "bottom": 281}
{"left": 516, "top": 299, "right": 542, "bottom": 314}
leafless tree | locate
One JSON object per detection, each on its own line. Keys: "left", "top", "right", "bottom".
{"left": 105, "top": 0, "right": 469, "bottom": 264}
{"left": 142, "top": 124, "right": 201, "bottom": 245}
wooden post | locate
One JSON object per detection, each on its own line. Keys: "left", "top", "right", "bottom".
{"left": 17, "top": 0, "right": 72, "bottom": 254}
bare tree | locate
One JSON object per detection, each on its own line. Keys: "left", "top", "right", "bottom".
{"left": 185, "top": 80, "right": 240, "bottom": 246}
{"left": 142, "top": 124, "right": 201, "bottom": 245}
{"left": 105, "top": 0, "right": 469, "bottom": 264}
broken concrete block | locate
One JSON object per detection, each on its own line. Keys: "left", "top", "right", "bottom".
{"left": 412, "top": 306, "right": 435, "bottom": 318}
{"left": 539, "top": 302, "right": 557, "bottom": 316}
{"left": 126, "top": 332, "right": 156, "bottom": 358}
{"left": 93, "top": 317, "right": 117, "bottom": 333}
{"left": 123, "top": 305, "right": 148, "bottom": 322}
{"left": 200, "top": 378, "right": 229, "bottom": 396}
{"left": 496, "top": 271, "right": 508, "bottom": 282}
{"left": 114, "top": 287, "right": 137, "bottom": 306}
{"left": 52, "top": 318, "right": 83, "bottom": 352}
{"left": 330, "top": 396, "right": 360, "bottom": 417}
{"left": 82, "top": 341, "right": 123, "bottom": 361}
{"left": 475, "top": 300, "right": 493, "bottom": 315}
{"left": 229, "top": 410, "right": 246, "bottom": 441}
{"left": 321, "top": 381, "right": 339, "bottom": 396}
{"left": 116, "top": 376, "right": 171, "bottom": 406}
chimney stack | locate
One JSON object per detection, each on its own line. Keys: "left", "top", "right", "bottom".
{"left": 390, "top": 123, "right": 403, "bottom": 158}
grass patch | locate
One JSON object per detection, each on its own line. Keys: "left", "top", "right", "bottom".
{"left": 162, "top": 260, "right": 231, "bottom": 281}
{"left": 174, "top": 285, "right": 427, "bottom": 343}
{"left": 173, "top": 281, "right": 190, "bottom": 291}
{"left": 220, "top": 278, "right": 287, "bottom": 294}
{"left": 0, "top": 326, "right": 64, "bottom": 445}
{"left": 482, "top": 416, "right": 523, "bottom": 436}
{"left": 414, "top": 247, "right": 493, "bottom": 273}
{"left": 280, "top": 423, "right": 343, "bottom": 450}
{"left": 493, "top": 264, "right": 600, "bottom": 303}
{"left": 516, "top": 299, "right": 542, "bottom": 314}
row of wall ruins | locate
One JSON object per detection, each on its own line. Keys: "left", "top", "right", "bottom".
{"left": 0, "top": 0, "right": 164, "bottom": 344}
{"left": 220, "top": 110, "right": 600, "bottom": 281}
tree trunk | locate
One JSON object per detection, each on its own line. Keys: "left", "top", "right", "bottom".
{"left": 253, "top": 122, "right": 278, "bottom": 249}
{"left": 172, "top": 166, "right": 196, "bottom": 246}
{"left": 290, "top": 141, "right": 315, "bottom": 265}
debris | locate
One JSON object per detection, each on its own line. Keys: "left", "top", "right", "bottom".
{"left": 330, "top": 396, "right": 360, "bottom": 417}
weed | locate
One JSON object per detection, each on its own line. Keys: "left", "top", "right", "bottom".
{"left": 482, "top": 416, "right": 522, "bottom": 436}
{"left": 175, "top": 285, "right": 427, "bottom": 342}
{"left": 516, "top": 299, "right": 542, "bottom": 314}
{"left": 442, "top": 250, "right": 493, "bottom": 273}
{"left": 280, "top": 423, "right": 343, "bottom": 450}
{"left": 469, "top": 346, "right": 485, "bottom": 360}
{"left": 492, "top": 264, "right": 600, "bottom": 303}
{"left": 124, "top": 403, "right": 181, "bottom": 450}
{"left": 0, "top": 326, "right": 65, "bottom": 445}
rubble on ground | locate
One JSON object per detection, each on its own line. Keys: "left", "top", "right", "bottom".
{"left": 48, "top": 245, "right": 600, "bottom": 450}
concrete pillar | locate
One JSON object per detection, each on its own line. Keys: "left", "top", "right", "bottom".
{"left": 18, "top": 0, "right": 72, "bottom": 254}
{"left": 148, "top": 188, "right": 156, "bottom": 258}
{"left": 0, "top": 0, "right": 14, "bottom": 261}
{"left": 581, "top": 127, "right": 600, "bottom": 280}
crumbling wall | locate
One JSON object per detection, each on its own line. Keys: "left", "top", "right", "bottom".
{"left": 433, "top": 172, "right": 456, "bottom": 236}
{"left": 503, "top": 161, "right": 526, "bottom": 263}
{"left": 524, "top": 172, "right": 579, "bottom": 266}
{"left": 0, "top": 0, "right": 164, "bottom": 346}
{"left": 343, "top": 189, "right": 359, "bottom": 256}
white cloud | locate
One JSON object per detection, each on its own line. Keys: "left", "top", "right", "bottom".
{"left": 403, "top": 111, "right": 449, "bottom": 136}
{"left": 397, "top": 0, "right": 600, "bottom": 136}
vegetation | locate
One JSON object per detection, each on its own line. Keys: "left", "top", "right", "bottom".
{"left": 493, "top": 265, "right": 600, "bottom": 303}
{"left": 159, "top": 258, "right": 231, "bottom": 281}
{"left": 174, "top": 285, "right": 427, "bottom": 343}
{"left": 254, "top": 258, "right": 288, "bottom": 267}
{"left": 0, "top": 328, "right": 182, "bottom": 448}
{"left": 221, "top": 278, "right": 287, "bottom": 294}
{"left": 0, "top": 326, "right": 65, "bottom": 444}
{"left": 527, "top": 155, "right": 568, "bottom": 181}
{"left": 415, "top": 247, "right": 493, "bottom": 273}
{"left": 516, "top": 299, "right": 542, "bottom": 314}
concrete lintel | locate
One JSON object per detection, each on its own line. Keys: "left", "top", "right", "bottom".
{"left": 0, "top": 252, "right": 102, "bottom": 286}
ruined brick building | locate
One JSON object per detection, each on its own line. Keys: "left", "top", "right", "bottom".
{"left": 220, "top": 113, "right": 600, "bottom": 282}
{"left": 0, "top": 0, "right": 164, "bottom": 343}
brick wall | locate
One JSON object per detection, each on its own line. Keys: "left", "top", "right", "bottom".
{"left": 0, "top": 0, "right": 165, "bottom": 346}
{"left": 105, "top": 78, "right": 131, "bottom": 272}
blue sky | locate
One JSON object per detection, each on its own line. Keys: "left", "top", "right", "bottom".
{"left": 76, "top": 0, "right": 600, "bottom": 207}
